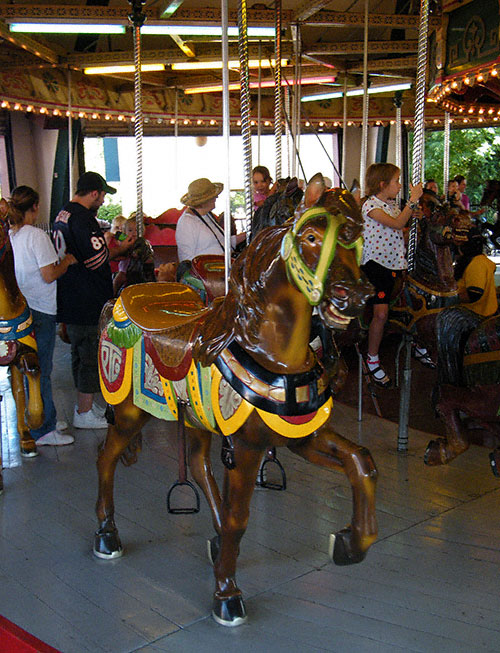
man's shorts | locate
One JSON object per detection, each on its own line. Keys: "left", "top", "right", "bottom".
{"left": 361, "top": 260, "right": 402, "bottom": 305}
{"left": 65, "top": 323, "right": 100, "bottom": 394}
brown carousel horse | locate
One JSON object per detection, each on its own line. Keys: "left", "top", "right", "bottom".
{"left": 0, "top": 200, "right": 43, "bottom": 485}
{"left": 95, "top": 196, "right": 378, "bottom": 626}
{"left": 388, "top": 194, "right": 500, "bottom": 469}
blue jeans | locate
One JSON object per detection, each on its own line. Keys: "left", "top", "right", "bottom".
{"left": 29, "top": 309, "right": 57, "bottom": 439}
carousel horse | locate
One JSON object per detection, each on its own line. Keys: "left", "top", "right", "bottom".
{"left": 386, "top": 194, "right": 500, "bottom": 469}
{"left": 0, "top": 200, "right": 43, "bottom": 472}
{"left": 389, "top": 192, "right": 471, "bottom": 351}
{"left": 95, "top": 199, "right": 378, "bottom": 626}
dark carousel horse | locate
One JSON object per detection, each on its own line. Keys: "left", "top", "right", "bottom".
{"left": 387, "top": 194, "right": 500, "bottom": 470}
{"left": 0, "top": 200, "right": 44, "bottom": 488}
{"left": 95, "top": 200, "right": 377, "bottom": 626}
{"left": 389, "top": 192, "right": 471, "bottom": 352}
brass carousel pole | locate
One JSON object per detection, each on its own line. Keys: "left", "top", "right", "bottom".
{"left": 397, "top": 0, "right": 430, "bottom": 453}
{"left": 129, "top": 0, "right": 147, "bottom": 238}
{"left": 238, "top": 0, "right": 253, "bottom": 239}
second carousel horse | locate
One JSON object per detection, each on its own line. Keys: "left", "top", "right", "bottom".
{"left": 95, "top": 199, "right": 378, "bottom": 626}
{"left": 0, "top": 200, "right": 43, "bottom": 464}
{"left": 387, "top": 194, "right": 500, "bottom": 469}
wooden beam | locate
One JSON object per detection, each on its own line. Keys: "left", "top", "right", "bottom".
{"left": 347, "top": 56, "right": 417, "bottom": 72}
{"left": 302, "top": 10, "right": 441, "bottom": 29}
{"left": 306, "top": 41, "right": 418, "bottom": 55}
{"left": 0, "top": 21, "right": 58, "bottom": 63}
{"left": 294, "top": 1, "right": 333, "bottom": 22}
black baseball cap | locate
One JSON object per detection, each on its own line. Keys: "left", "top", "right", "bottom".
{"left": 76, "top": 171, "right": 116, "bottom": 195}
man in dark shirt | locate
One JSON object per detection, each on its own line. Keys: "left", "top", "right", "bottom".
{"left": 53, "top": 171, "right": 116, "bottom": 430}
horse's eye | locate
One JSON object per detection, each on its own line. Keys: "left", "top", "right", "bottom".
{"left": 307, "top": 234, "right": 315, "bottom": 242}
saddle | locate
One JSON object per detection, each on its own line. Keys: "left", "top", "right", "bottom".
{"left": 191, "top": 255, "right": 226, "bottom": 302}
{"left": 119, "top": 282, "right": 220, "bottom": 374}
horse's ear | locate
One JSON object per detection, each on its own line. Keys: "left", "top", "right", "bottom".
{"left": 0, "top": 198, "right": 8, "bottom": 220}
{"left": 304, "top": 173, "right": 326, "bottom": 208}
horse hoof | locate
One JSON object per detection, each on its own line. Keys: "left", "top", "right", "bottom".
{"left": 330, "top": 529, "right": 366, "bottom": 566}
{"left": 207, "top": 536, "right": 220, "bottom": 565}
{"left": 20, "top": 445, "right": 38, "bottom": 458}
{"left": 93, "top": 528, "right": 123, "bottom": 560}
{"left": 212, "top": 595, "right": 247, "bottom": 627}
{"left": 424, "top": 438, "right": 449, "bottom": 466}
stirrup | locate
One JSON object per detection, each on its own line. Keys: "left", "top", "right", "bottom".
{"left": 412, "top": 346, "right": 436, "bottom": 369}
{"left": 365, "top": 359, "right": 392, "bottom": 388}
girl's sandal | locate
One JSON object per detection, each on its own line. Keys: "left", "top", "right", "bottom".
{"left": 364, "top": 359, "right": 393, "bottom": 389}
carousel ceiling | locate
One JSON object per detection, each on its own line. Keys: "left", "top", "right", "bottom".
{"left": 0, "top": 0, "right": 492, "bottom": 134}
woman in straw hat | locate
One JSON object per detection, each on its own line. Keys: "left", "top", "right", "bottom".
{"left": 176, "top": 178, "right": 245, "bottom": 262}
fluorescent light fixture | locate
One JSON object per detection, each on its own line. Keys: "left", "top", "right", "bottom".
{"left": 9, "top": 23, "right": 126, "bottom": 34}
{"left": 142, "top": 25, "right": 275, "bottom": 37}
{"left": 184, "top": 75, "right": 337, "bottom": 95}
{"left": 301, "top": 82, "right": 412, "bottom": 102}
{"left": 84, "top": 64, "right": 165, "bottom": 75}
{"left": 172, "top": 58, "right": 288, "bottom": 71}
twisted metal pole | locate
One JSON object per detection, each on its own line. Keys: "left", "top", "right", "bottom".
{"left": 341, "top": 73, "right": 348, "bottom": 182}
{"left": 407, "top": 0, "right": 430, "bottom": 273}
{"left": 397, "top": 0, "right": 430, "bottom": 455}
{"left": 67, "top": 69, "right": 73, "bottom": 200}
{"left": 129, "top": 0, "right": 146, "bottom": 238}
{"left": 443, "top": 111, "right": 450, "bottom": 197}
{"left": 238, "top": 0, "right": 253, "bottom": 239}
{"left": 394, "top": 91, "right": 403, "bottom": 205}
{"left": 274, "top": 0, "right": 282, "bottom": 180}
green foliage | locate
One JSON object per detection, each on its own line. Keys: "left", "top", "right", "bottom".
{"left": 97, "top": 202, "right": 123, "bottom": 223}
{"left": 424, "top": 127, "right": 500, "bottom": 205}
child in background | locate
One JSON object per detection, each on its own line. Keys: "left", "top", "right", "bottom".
{"left": 361, "top": 163, "right": 423, "bottom": 388}
{"left": 112, "top": 216, "right": 138, "bottom": 295}
{"left": 105, "top": 215, "right": 134, "bottom": 274}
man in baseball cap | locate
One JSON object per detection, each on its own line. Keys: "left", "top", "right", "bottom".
{"left": 76, "top": 171, "right": 116, "bottom": 196}
{"left": 52, "top": 171, "right": 120, "bottom": 430}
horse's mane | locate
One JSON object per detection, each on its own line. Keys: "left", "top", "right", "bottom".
{"left": 194, "top": 224, "right": 289, "bottom": 366}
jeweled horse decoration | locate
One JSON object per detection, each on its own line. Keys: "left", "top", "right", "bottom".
{"left": 95, "top": 199, "right": 378, "bottom": 626}
{"left": 0, "top": 200, "right": 43, "bottom": 478}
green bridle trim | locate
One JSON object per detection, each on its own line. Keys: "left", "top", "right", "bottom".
{"left": 281, "top": 207, "right": 363, "bottom": 306}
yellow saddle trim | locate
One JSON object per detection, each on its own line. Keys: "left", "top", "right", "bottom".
{"left": 18, "top": 333, "right": 37, "bottom": 351}
{"left": 211, "top": 366, "right": 254, "bottom": 436}
{"left": 187, "top": 360, "right": 217, "bottom": 433}
{"left": 256, "top": 396, "right": 333, "bottom": 438}
{"left": 100, "top": 344, "right": 134, "bottom": 405}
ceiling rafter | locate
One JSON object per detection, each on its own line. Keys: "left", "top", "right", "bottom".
{"left": 302, "top": 10, "right": 441, "bottom": 28}
{"left": 64, "top": 44, "right": 286, "bottom": 68}
{"left": 306, "top": 41, "right": 418, "bottom": 55}
{"left": 0, "top": 21, "right": 58, "bottom": 63}
{"left": 347, "top": 56, "right": 418, "bottom": 72}
{"left": 294, "top": 1, "right": 333, "bottom": 22}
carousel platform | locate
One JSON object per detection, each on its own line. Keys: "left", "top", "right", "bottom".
{"left": 0, "top": 337, "right": 499, "bottom": 652}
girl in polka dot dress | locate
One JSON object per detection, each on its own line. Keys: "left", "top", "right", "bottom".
{"left": 361, "top": 163, "right": 423, "bottom": 388}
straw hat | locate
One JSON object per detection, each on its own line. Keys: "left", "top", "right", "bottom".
{"left": 180, "top": 178, "right": 223, "bottom": 207}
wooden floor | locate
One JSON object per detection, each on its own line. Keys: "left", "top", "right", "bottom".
{"left": 1, "top": 339, "right": 500, "bottom": 653}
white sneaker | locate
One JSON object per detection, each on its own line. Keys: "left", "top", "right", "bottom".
{"left": 56, "top": 419, "right": 69, "bottom": 431}
{"left": 73, "top": 407, "right": 108, "bottom": 429}
{"left": 37, "top": 430, "right": 74, "bottom": 446}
